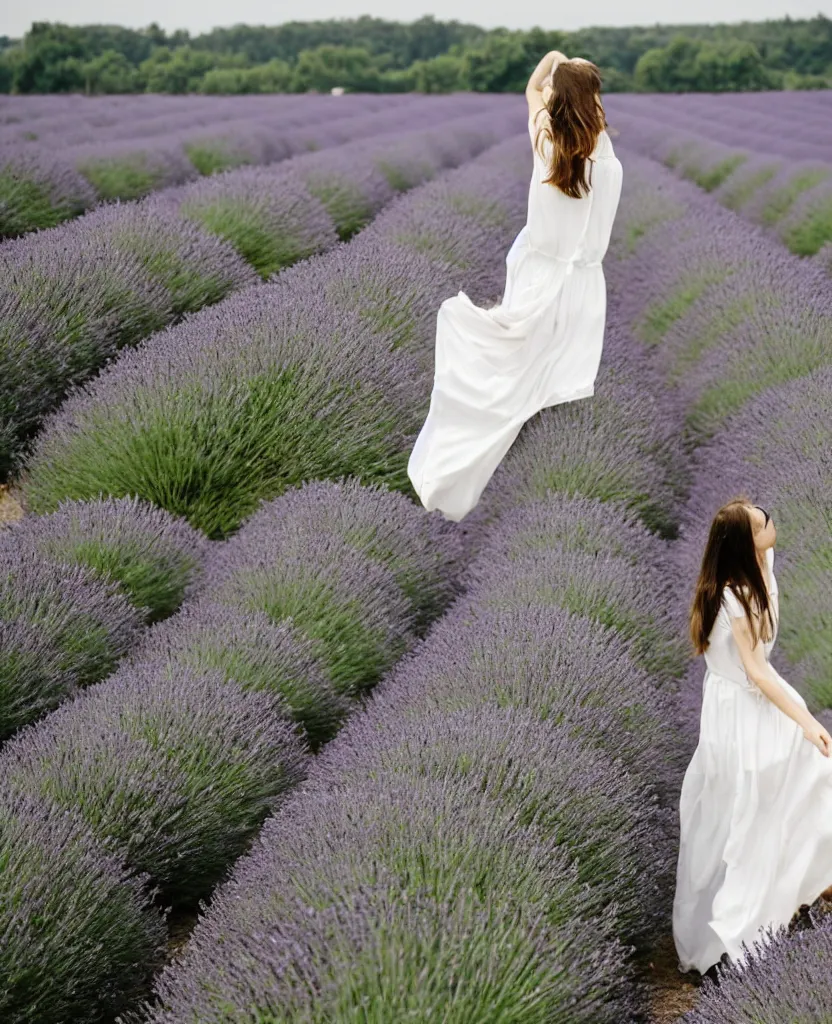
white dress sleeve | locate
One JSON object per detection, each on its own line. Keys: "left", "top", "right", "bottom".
{"left": 723, "top": 587, "right": 746, "bottom": 619}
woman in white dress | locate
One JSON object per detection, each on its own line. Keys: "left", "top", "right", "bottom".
{"left": 407, "top": 51, "right": 623, "bottom": 521}
{"left": 674, "top": 498, "right": 832, "bottom": 978}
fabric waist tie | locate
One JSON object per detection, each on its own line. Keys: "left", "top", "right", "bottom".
{"left": 553, "top": 254, "right": 602, "bottom": 274}
{"left": 526, "top": 243, "right": 602, "bottom": 274}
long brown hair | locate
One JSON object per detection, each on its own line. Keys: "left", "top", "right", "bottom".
{"left": 690, "top": 497, "right": 775, "bottom": 655}
{"left": 534, "top": 59, "right": 607, "bottom": 199}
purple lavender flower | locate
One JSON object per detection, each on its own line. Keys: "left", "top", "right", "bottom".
{"left": 176, "top": 166, "right": 339, "bottom": 278}
{"left": 141, "top": 775, "right": 636, "bottom": 1024}
{"left": 0, "top": 787, "right": 165, "bottom": 1023}
{"left": 466, "top": 530, "right": 687, "bottom": 680}
{"left": 70, "top": 136, "right": 199, "bottom": 201}
{"left": 134, "top": 600, "right": 348, "bottom": 748}
{"left": 0, "top": 144, "right": 96, "bottom": 237}
{"left": 76, "top": 196, "right": 258, "bottom": 315}
{"left": 0, "top": 545, "right": 143, "bottom": 736}
{"left": 3, "top": 495, "right": 210, "bottom": 622}
{"left": 310, "top": 702, "right": 674, "bottom": 945}
{"left": 682, "top": 915, "right": 832, "bottom": 1023}
{"left": 370, "top": 601, "right": 685, "bottom": 800}
{"left": 234, "top": 478, "right": 463, "bottom": 631}
{"left": 0, "top": 659, "right": 309, "bottom": 906}
{"left": 206, "top": 526, "right": 414, "bottom": 698}
{"left": 0, "top": 227, "right": 171, "bottom": 477}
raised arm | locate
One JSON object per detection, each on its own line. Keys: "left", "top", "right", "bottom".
{"left": 731, "top": 614, "right": 831, "bottom": 756}
{"left": 525, "top": 50, "right": 566, "bottom": 119}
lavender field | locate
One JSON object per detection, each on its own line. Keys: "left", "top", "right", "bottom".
{"left": 0, "top": 89, "right": 830, "bottom": 1023}
{"left": 606, "top": 91, "right": 832, "bottom": 267}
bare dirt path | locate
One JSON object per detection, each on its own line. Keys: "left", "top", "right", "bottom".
{"left": 0, "top": 484, "right": 24, "bottom": 526}
{"left": 644, "top": 935, "right": 699, "bottom": 1023}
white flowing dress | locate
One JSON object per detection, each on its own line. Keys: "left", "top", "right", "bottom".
{"left": 407, "top": 116, "right": 623, "bottom": 521}
{"left": 674, "top": 546, "right": 832, "bottom": 974}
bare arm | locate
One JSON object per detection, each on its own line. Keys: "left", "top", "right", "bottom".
{"left": 525, "top": 50, "right": 566, "bottom": 118}
{"left": 731, "top": 614, "right": 831, "bottom": 756}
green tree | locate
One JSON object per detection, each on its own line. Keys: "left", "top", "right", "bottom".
{"left": 80, "top": 49, "right": 138, "bottom": 93}
{"left": 410, "top": 52, "right": 467, "bottom": 92}
{"left": 201, "top": 58, "right": 294, "bottom": 94}
{"left": 465, "top": 31, "right": 529, "bottom": 92}
{"left": 635, "top": 35, "right": 774, "bottom": 92}
{"left": 137, "top": 46, "right": 237, "bottom": 93}
{"left": 292, "top": 45, "right": 382, "bottom": 92}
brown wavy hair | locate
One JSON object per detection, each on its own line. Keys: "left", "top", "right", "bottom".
{"left": 690, "top": 497, "right": 775, "bottom": 655}
{"left": 534, "top": 59, "right": 607, "bottom": 199}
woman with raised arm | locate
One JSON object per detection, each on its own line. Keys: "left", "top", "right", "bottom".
{"left": 674, "top": 498, "right": 832, "bottom": 978}
{"left": 407, "top": 50, "right": 623, "bottom": 522}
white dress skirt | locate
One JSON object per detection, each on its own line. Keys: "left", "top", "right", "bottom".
{"left": 673, "top": 546, "right": 832, "bottom": 974}
{"left": 407, "top": 116, "right": 623, "bottom": 522}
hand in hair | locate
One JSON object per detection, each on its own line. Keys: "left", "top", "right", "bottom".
{"left": 526, "top": 50, "right": 568, "bottom": 99}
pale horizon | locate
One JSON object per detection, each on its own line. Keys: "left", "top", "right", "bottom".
{"left": 2, "top": 1, "right": 831, "bottom": 40}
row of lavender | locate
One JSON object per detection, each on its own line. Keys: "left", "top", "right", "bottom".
{"left": 0, "top": 93, "right": 516, "bottom": 236}
{"left": 102, "top": 151, "right": 699, "bottom": 1017}
{"left": 129, "top": 125, "right": 832, "bottom": 1022}
{"left": 0, "top": 93, "right": 394, "bottom": 145}
{"left": 1, "top": 102, "right": 520, "bottom": 482}
{"left": 0, "top": 93, "right": 390, "bottom": 234}
{"left": 605, "top": 148, "right": 832, "bottom": 712}
{"left": 0, "top": 137, "right": 534, "bottom": 1023}
{"left": 606, "top": 98, "right": 832, "bottom": 268}
{"left": 604, "top": 151, "right": 832, "bottom": 1020}
{"left": 606, "top": 92, "right": 832, "bottom": 164}
{"left": 6, "top": 111, "right": 829, "bottom": 1021}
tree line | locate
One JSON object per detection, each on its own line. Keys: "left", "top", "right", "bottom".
{"left": 1, "top": 15, "right": 830, "bottom": 95}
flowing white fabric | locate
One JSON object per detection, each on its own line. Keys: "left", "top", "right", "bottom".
{"left": 407, "top": 116, "right": 623, "bottom": 521}
{"left": 674, "top": 546, "right": 832, "bottom": 974}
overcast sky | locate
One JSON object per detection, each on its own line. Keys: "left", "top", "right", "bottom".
{"left": 2, "top": 0, "right": 830, "bottom": 39}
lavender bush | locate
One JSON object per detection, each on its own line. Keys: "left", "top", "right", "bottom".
{"left": 467, "top": 535, "right": 686, "bottom": 679}
{"left": 606, "top": 153, "right": 832, "bottom": 439}
{"left": 77, "top": 197, "right": 258, "bottom": 315}
{"left": 311, "top": 703, "right": 673, "bottom": 945}
{"left": 4, "top": 496, "right": 209, "bottom": 622}
{"left": 231, "top": 479, "right": 462, "bottom": 631}
{"left": 0, "top": 618, "right": 77, "bottom": 741}
{"left": 23, "top": 139, "right": 530, "bottom": 533}
{"left": 0, "top": 144, "right": 95, "bottom": 237}
{"left": 0, "top": 661, "right": 309, "bottom": 906}
{"left": 470, "top": 492, "right": 675, "bottom": 573}
{"left": 778, "top": 179, "right": 832, "bottom": 256}
{"left": 135, "top": 601, "right": 348, "bottom": 748}
{"left": 0, "top": 789, "right": 165, "bottom": 1024}
{"left": 375, "top": 601, "right": 684, "bottom": 800}
{"left": 606, "top": 100, "right": 832, "bottom": 261}
{"left": 272, "top": 233, "right": 456, "bottom": 372}
{"left": 178, "top": 167, "right": 338, "bottom": 278}
{"left": 683, "top": 916, "right": 832, "bottom": 1023}
{"left": 140, "top": 776, "right": 635, "bottom": 1024}
{"left": 142, "top": 884, "right": 615, "bottom": 1024}
{"left": 206, "top": 528, "right": 413, "bottom": 698}
{"left": 0, "top": 231, "right": 170, "bottom": 477}
{"left": 0, "top": 547, "right": 142, "bottom": 736}
{"left": 22, "top": 285, "right": 422, "bottom": 533}
{"left": 70, "top": 138, "right": 199, "bottom": 201}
